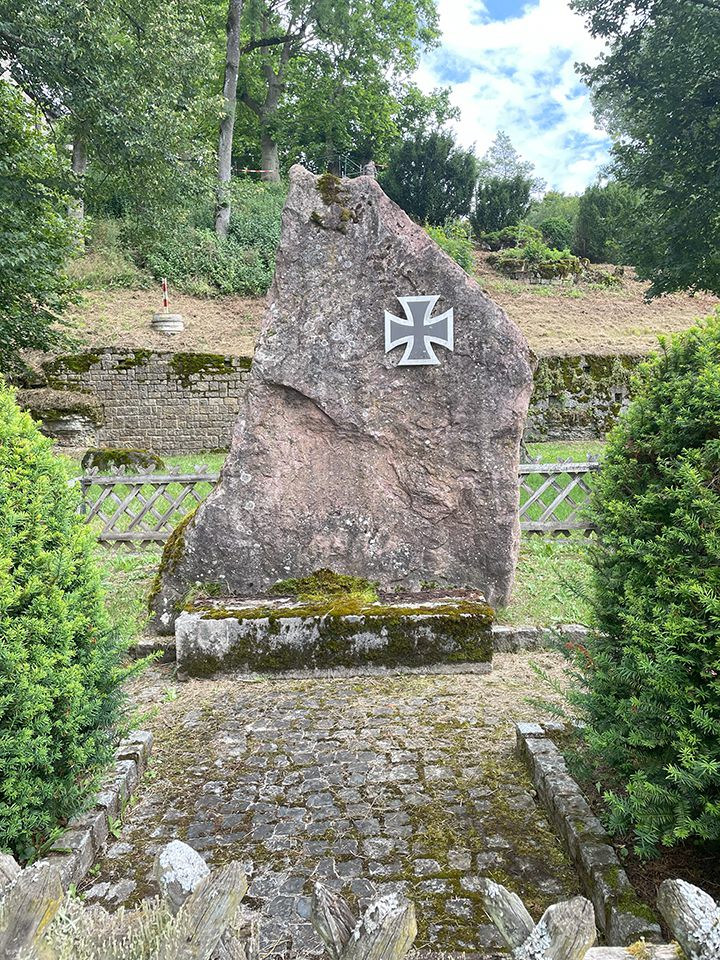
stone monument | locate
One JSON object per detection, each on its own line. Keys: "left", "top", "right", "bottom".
{"left": 152, "top": 165, "right": 534, "bottom": 635}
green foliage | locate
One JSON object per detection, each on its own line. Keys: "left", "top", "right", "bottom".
{"left": 539, "top": 216, "right": 574, "bottom": 251}
{"left": 471, "top": 175, "right": 533, "bottom": 235}
{"left": 0, "top": 385, "right": 130, "bottom": 860}
{"left": 425, "top": 219, "right": 474, "bottom": 272}
{"left": 0, "top": 81, "right": 74, "bottom": 377}
{"left": 382, "top": 130, "right": 477, "bottom": 225}
{"left": 130, "top": 180, "right": 286, "bottom": 296}
{"left": 573, "top": 0, "right": 720, "bottom": 296}
{"left": 477, "top": 223, "right": 543, "bottom": 251}
{"left": 574, "top": 181, "right": 638, "bottom": 263}
{"left": 488, "top": 240, "right": 584, "bottom": 279}
{"left": 68, "top": 220, "right": 152, "bottom": 290}
{"left": 526, "top": 190, "right": 580, "bottom": 232}
{"left": 573, "top": 315, "right": 720, "bottom": 855}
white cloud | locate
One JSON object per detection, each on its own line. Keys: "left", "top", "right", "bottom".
{"left": 416, "top": 0, "right": 611, "bottom": 193}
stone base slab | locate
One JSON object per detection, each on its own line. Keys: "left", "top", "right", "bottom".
{"left": 175, "top": 596, "right": 494, "bottom": 677}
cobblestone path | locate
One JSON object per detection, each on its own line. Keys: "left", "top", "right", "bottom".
{"left": 85, "top": 655, "right": 579, "bottom": 957}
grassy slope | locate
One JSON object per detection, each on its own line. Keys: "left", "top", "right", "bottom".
{"left": 66, "top": 248, "right": 718, "bottom": 360}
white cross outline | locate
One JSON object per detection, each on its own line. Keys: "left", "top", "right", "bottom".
{"left": 384, "top": 295, "right": 454, "bottom": 366}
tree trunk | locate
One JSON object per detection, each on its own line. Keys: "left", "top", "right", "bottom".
{"left": 260, "top": 130, "right": 280, "bottom": 182}
{"left": 215, "top": 0, "right": 243, "bottom": 237}
{"left": 70, "top": 135, "right": 87, "bottom": 249}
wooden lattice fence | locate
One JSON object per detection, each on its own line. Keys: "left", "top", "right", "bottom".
{"left": 519, "top": 456, "right": 601, "bottom": 535}
{"left": 72, "top": 457, "right": 601, "bottom": 545}
{"left": 72, "top": 466, "right": 219, "bottom": 544}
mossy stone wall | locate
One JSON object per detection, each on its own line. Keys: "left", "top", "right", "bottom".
{"left": 526, "top": 354, "right": 644, "bottom": 442}
{"left": 39, "top": 349, "right": 252, "bottom": 454}
{"left": 36, "top": 348, "right": 644, "bottom": 451}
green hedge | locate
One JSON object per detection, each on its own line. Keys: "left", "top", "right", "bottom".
{"left": 0, "top": 384, "right": 129, "bottom": 860}
{"left": 575, "top": 314, "right": 720, "bottom": 855}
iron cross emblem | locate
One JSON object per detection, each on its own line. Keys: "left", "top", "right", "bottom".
{"left": 384, "top": 295, "right": 454, "bottom": 366}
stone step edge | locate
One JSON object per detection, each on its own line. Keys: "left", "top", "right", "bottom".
{"left": 515, "top": 720, "right": 662, "bottom": 947}
{"left": 35, "top": 730, "right": 153, "bottom": 890}
{"left": 131, "top": 622, "right": 590, "bottom": 661}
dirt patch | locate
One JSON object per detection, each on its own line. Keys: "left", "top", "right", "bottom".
{"left": 66, "top": 288, "right": 265, "bottom": 357}
{"left": 475, "top": 253, "right": 719, "bottom": 356}
{"left": 66, "top": 256, "right": 718, "bottom": 361}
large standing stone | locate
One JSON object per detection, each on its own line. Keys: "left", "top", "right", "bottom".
{"left": 153, "top": 165, "right": 533, "bottom": 632}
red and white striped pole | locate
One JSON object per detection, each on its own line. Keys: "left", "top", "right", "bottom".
{"left": 162, "top": 277, "right": 169, "bottom": 314}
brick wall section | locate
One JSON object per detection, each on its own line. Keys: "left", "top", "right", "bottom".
{"left": 42, "top": 349, "right": 252, "bottom": 454}
{"left": 38, "top": 348, "right": 645, "bottom": 451}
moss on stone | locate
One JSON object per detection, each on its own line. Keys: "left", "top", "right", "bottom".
{"left": 269, "top": 568, "right": 379, "bottom": 605}
{"left": 82, "top": 447, "right": 164, "bottom": 472}
{"left": 169, "top": 353, "right": 250, "bottom": 387}
{"left": 44, "top": 352, "right": 103, "bottom": 378}
{"left": 181, "top": 600, "right": 493, "bottom": 677}
{"left": 115, "top": 350, "right": 154, "bottom": 370}
{"left": 313, "top": 174, "right": 359, "bottom": 233}
{"left": 316, "top": 173, "right": 344, "bottom": 205}
{"left": 147, "top": 508, "right": 197, "bottom": 612}
{"left": 17, "top": 388, "right": 105, "bottom": 426}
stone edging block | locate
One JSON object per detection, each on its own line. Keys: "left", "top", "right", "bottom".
{"left": 515, "top": 720, "right": 663, "bottom": 947}
{"left": 492, "top": 623, "right": 589, "bottom": 652}
{"left": 37, "top": 730, "right": 153, "bottom": 890}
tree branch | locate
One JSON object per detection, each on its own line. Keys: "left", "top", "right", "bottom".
{"left": 239, "top": 34, "right": 295, "bottom": 55}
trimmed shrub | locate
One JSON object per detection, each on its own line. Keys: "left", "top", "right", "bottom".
{"left": 574, "top": 315, "right": 720, "bottom": 855}
{"left": 425, "top": 219, "right": 474, "bottom": 272}
{"left": 477, "top": 223, "right": 542, "bottom": 251}
{"left": 0, "top": 384, "right": 129, "bottom": 860}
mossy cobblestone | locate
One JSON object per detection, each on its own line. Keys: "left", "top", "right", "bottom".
{"left": 84, "top": 664, "right": 579, "bottom": 957}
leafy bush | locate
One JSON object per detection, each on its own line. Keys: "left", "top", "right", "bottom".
{"left": 68, "top": 219, "right": 152, "bottom": 290}
{"left": 425, "top": 219, "right": 474, "bottom": 272}
{"left": 539, "top": 216, "right": 574, "bottom": 251}
{"left": 488, "top": 239, "right": 583, "bottom": 279}
{"left": 141, "top": 181, "right": 286, "bottom": 296}
{"left": 574, "top": 315, "right": 720, "bottom": 855}
{"left": 477, "top": 224, "right": 542, "bottom": 251}
{"left": 0, "top": 385, "right": 130, "bottom": 861}
{"left": 144, "top": 228, "right": 271, "bottom": 297}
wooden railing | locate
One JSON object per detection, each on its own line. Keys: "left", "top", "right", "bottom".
{"left": 72, "top": 457, "right": 601, "bottom": 545}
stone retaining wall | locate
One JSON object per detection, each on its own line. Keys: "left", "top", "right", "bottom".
{"left": 25, "top": 348, "right": 646, "bottom": 452}
{"left": 40, "top": 350, "right": 252, "bottom": 453}
{"left": 527, "top": 353, "right": 644, "bottom": 441}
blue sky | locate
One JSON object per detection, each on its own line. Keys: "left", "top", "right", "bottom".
{"left": 415, "top": 0, "right": 611, "bottom": 193}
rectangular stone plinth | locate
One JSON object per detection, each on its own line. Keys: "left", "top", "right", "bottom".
{"left": 175, "top": 596, "right": 493, "bottom": 677}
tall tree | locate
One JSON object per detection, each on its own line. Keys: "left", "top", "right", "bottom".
{"left": 0, "top": 0, "right": 216, "bottom": 232}
{"left": 237, "top": 0, "right": 439, "bottom": 181}
{"left": 216, "top": 0, "right": 244, "bottom": 236}
{"left": 478, "top": 130, "right": 544, "bottom": 192}
{"left": 574, "top": 180, "right": 638, "bottom": 263}
{"left": 0, "top": 81, "right": 74, "bottom": 377}
{"left": 470, "top": 175, "right": 533, "bottom": 235}
{"left": 382, "top": 130, "right": 477, "bottom": 224}
{"left": 572, "top": 0, "right": 720, "bottom": 295}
